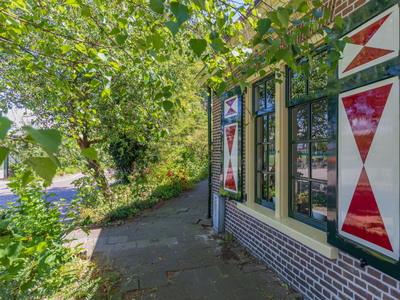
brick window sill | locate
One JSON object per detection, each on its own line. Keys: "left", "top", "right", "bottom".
{"left": 237, "top": 202, "right": 338, "bottom": 259}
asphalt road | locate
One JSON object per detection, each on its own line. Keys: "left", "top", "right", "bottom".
{"left": 0, "top": 173, "right": 83, "bottom": 218}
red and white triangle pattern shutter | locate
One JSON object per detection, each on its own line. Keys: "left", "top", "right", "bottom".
{"left": 338, "top": 5, "right": 399, "bottom": 79}
{"left": 221, "top": 89, "right": 242, "bottom": 201}
{"left": 338, "top": 77, "right": 400, "bottom": 260}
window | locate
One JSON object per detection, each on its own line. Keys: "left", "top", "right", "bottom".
{"left": 254, "top": 76, "right": 275, "bottom": 209}
{"left": 288, "top": 52, "right": 328, "bottom": 231}
{"left": 288, "top": 51, "right": 328, "bottom": 105}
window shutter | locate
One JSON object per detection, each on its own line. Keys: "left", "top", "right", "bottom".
{"left": 220, "top": 86, "right": 243, "bottom": 202}
{"left": 327, "top": 0, "right": 400, "bottom": 280}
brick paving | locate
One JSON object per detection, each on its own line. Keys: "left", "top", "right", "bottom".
{"left": 66, "top": 180, "right": 302, "bottom": 300}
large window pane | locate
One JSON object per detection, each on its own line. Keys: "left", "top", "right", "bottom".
{"left": 291, "top": 70, "right": 306, "bottom": 100}
{"left": 311, "top": 100, "right": 328, "bottom": 139}
{"left": 269, "top": 144, "right": 275, "bottom": 172}
{"left": 293, "top": 105, "right": 308, "bottom": 140}
{"left": 266, "top": 78, "right": 275, "bottom": 108}
{"left": 255, "top": 83, "right": 265, "bottom": 110}
{"left": 293, "top": 143, "right": 309, "bottom": 178}
{"left": 311, "top": 182, "right": 327, "bottom": 223}
{"left": 268, "top": 113, "right": 275, "bottom": 142}
{"left": 311, "top": 142, "right": 327, "bottom": 181}
{"left": 257, "top": 145, "right": 266, "bottom": 171}
{"left": 268, "top": 174, "right": 275, "bottom": 203}
{"left": 256, "top": 172, "right": 267, "bottom": 200}
{"left": 293, "top": 180, "right": 309, "bottom": 216}
{"left": 309, "top": 52, "right": 328, "bottom": 94}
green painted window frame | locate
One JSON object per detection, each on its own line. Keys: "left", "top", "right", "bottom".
{"left": 286, "top": 50, "right": 329, "bottom": 231}
{"left": 253, "top": 75, "right": 276, "bottom": 210}
{"left": 288, "top": 98, "right": 328, "bottom": 232}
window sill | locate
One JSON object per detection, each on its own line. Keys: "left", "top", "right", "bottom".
{"left": 237, "top": 202, "right": 337, "bottom": 259}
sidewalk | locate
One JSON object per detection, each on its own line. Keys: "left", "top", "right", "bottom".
{"left": 66, "top": 180, "right": 302, "bottom": 299}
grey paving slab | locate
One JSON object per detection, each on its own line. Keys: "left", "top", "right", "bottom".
{"left": 177, "top": 257, "right": 204, "bottom": 269}
{"left": 155, "top": 283, "right": 189, "bottom": 300}
{"left": 193, "top": 266, "right": 221, "bottom": 281}
{"left": 184, "top": 280, "right": 218, "bottom": 298}
{"left": 139, "top": 272, "right": 168, "bottom": 289}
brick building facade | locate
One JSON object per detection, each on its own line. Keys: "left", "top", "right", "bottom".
{"left": 199, "top": 0, "right": 400, "bottom": 299}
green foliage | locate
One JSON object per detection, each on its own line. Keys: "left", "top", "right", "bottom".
{"left": 0, "top": 169, "right": 82, "bottom": 299}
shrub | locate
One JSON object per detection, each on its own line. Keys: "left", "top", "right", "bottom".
{"left": 0, "top": 170, "right": 85, "bottom": 299}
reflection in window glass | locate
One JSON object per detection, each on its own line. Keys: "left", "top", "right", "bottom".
{"left": 309, "top": 52, "right": 328, "bottom": 94}
{"left": 268, "top": 174, "right": 275, "bottom": 203}
{"left": 257, "top": 145, "right": 266, "bottom": 172}
{"left": 311, "top": 142, "right": 327, "bottom": 181}
{"left": 259, "top": 84, "right": 265, "bottom": 111}
{"left": 291, "top": 69, "right": 306, "bottom": 100}
{"left": 312, "top": 100, "right": 328, "bottom": 139}
{"left": 293, "top": 105, "right": 308, "bottom": 140}
{"left": 263, "top": 115, "right": 268, "bottom": 143}
{"left": 266, "top": 78, "right": 275, "bottom": 108}
{"left": 293, "top": 143, "right": 308, "bottom": 178}
{"left": 256, "top": 172, "right": 266, "bottom": 199}
{"left": 293, "top": 180, "right": 309, "bottom": 216}
{"left": 269, "top": 144, "right": 275, "bottom": 172}
{"left": 269, "top": 114, "right": 275, "bottom": 142}
{"left": 312, "top": 182, "right": 327, "bottom": 222}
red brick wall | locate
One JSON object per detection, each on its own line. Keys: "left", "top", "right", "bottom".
{"left": 225, "top": 199, "right": 400, "bottom": 300}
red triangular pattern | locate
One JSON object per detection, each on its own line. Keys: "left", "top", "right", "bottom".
{"left": 224, "top": 159, "right": 237, "bottom": 191}
{"left": 349, "top": 13, "right": 392, "bottom": 46}
{"left": 343, "top": 47, "right": 394, "bottom": 73}
{"left": 342, "top": 83, "right": 392, "bottom": 163}
{"left": 342, "top": 167, "right": 393, "bottom": 251}
{"left": 226, "top": 107, "right": 237, "bottom": 116}
{"left": 226, "top": 125, "right": 236, "bottom": 155}
{"left": 226, "top": 98, "right": 236, "bottom": 107}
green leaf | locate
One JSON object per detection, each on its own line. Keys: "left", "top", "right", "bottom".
{"left": 0, "top": 220, "right": 9, "bottom": 231}
{"left": 7, "top": 242, "right": 22, "bottom": 261}
{"left": 329, "top": 50, "right": 341, "bottom": 62}
{"left": 269, "top": 38, "right": 281, "bottom": 54}
{"left": 216, "top": 82, "right": 228, "bottom": 97}
{"left": 115, "top": 35, "right": 128, "bottom": 46}
{"left": 268, "top": 11, "right": 282, "bottom": 27}
{"left": 343, "top": 36, "right": 353, "bottom": 44}
{"left": 259, "top": 70, "right": 267, "bottom": 77}
{"left": 149, "top": 0, "right": 164, "bottom": 14}
{"left": 162, "top": 100, "right": 173, "bottom": 112}
{"left": 81, "top": 5, "right": 90, "bottom": 17}
{"left": 109, "top": 27, "right": 121, "bottom": 36}
{"left": 0, "top": 147, "right": 9, "bottom": 165}
{"left": 293, "top": 0, "right": 302, "bottom": 7}
{"left": 193, "top": 0, "right": 206, "bottom": 10}
{"left": 170, "top": 2, "right": 190, "bottom": 26}
{"left": 189, "top": 39, "right": 207, "bottom": 58}
{"left": 296, "top": 1, "right": 308, "bottom": 13}
{"left": 90, "top": 79, "right": 101, "bottom": 88}
{"left": 245, "top": 68, "right": 256, "bottom": 77}
{"left": 292, "top": 44, "right": 301, "bottom": 56}
{"left": 274, "top": 49, "right": 289, "bottom": 61}
{"left": 75, "top": 43, "right": 87, "bottom": 55}
{"left": 81, "top": 147, "right": 98, "bottom": 161}
{"left": 277, "top": 10, "right": 290, "bottom": 28}
{"left": 22, "top": 127, "right": 61, "bottom": 153}
{"left": 44, "top": 148, "right": 61, "bottom": 167}
{"left": 97, "top": 53, "right": 107, "bottom": 62}
{"left": 61, "top": 45, "right": 72, "bottom": 54}
{"left": 0, "top": 117, "right": 12, "bottom": 140}
{"left": 152, "top": 36, "right": 164, "bottom": 52}
{"left": 239, "top": 80, "right": 246, "bottom": 94}
{"left": 154, "top": 92, "right": 164, "bottom": 100}
{"left": 257, "top": 19, "right": 271, "bottom": 37}
{"left": 25, "top": 157, "right": 57, "bottom": 184}
{"left": 21, "top": 171, "right": 34, "bottom": 187}
{"left": 65, "top": 0, "right": 81, "bottom": 6}
{"left": 165, "top": 21, "right": 180, "bottom": 37}
{"left": 312, "top": 9, "right": 323, "bottom": 19}
{"left": 335, "top": 16, "right": 343, "bottom": 28}
{"left": 335, "top": 40, "right": 346, "bottom": 52}
{"left": 252, "top": 35, "right": 261, "bottom": 47}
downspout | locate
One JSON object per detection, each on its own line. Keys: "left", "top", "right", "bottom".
{"left": 207, "top": 87, "right": 212, "bottom": 219}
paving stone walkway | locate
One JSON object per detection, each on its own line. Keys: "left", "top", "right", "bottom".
{"left": 66, "top": 180, "right": 302, "bottom": 300}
